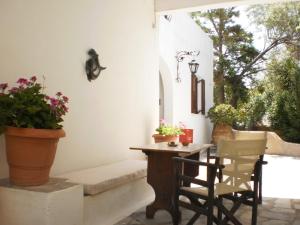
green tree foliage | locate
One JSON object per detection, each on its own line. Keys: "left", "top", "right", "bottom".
{"left": 236, "top": 87, "right": 266, "bottom": 130}
{"left": 244, "top": 2, "right": 300, "bottom": 139}
{"left": 192, "top": 9, "right": 262, "bottom": 108}
{"left": 249, "top": 2, "right": 300, "bottom": 59}
{"left": 264, "top": 55, "right": 300, "bottom": 143}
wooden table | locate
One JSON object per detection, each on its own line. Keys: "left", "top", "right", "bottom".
{"left": 130, "top": 143, "right": 213, "bottom": 223}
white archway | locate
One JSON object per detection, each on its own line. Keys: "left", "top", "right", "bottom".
{"left": 159, "top": 57, "right": 174, "bottom": 124}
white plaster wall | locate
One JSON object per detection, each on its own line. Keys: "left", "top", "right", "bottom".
{"left": 0, "top": 0, "right": 158, "bottom": 177}
{"left": 159, "top": 13, "right": 213, "bottom": 144}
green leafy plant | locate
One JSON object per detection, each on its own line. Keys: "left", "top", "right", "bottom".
{"left": 264, "top": 55, "right": 300, "bottom": 143}
{"left": 0, "top": 76, "right": 69, "bottom": 133}
{"left": 155, "top": 119, "right": 183, "bottom": 136}
{"left": 236, "top": 88, "right": 266, "bottom": 130}
{"left": 207, "top": 104, "right": 237, "bottom": 126}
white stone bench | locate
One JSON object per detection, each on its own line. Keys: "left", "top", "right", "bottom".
{"left": 58, "top": 159, "right": 147, "bottom": 195}
{"left": 58, "top": 159, "right": 154, "bottom": 225}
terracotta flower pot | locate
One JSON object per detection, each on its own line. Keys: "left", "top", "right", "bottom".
{"left": 152, "top": 134, "right": 177, "bottom": 143}
{"left": 4, "top": 127, "right": 65, "bottom": 186}
{"left": 212, "top": 124, "right": 234, "bottom": 144}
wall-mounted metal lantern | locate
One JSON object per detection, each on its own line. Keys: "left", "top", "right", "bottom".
{"left": 189, "top": 60, "right": 199, "bottom": 74}
{"left": 190, "top": 60, "right": 205, "bottom": 115}
{"left": 175, "top": 51, "right": 200, "bottom": 83}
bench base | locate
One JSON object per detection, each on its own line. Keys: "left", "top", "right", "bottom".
{"left": 0, "top": 178, "right": 83, "bottom": 225}
{"left": 84, "top": 177, "right": 154, "bottom": 225}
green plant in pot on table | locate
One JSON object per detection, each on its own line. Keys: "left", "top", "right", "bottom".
{"left": 152, "top": 119, "right": 183, "bottom": 143}
{"left": 207, "top": 104, "right": 236, "bottom": 144}
{"left": 0, "top": 76, "right": 68, "bottom": 186}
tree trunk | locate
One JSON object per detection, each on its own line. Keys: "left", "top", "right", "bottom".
{"left": 230, "top": 95, "right": 238, "bottom": 109}
{"left": 214, "top": 71, "right": 225, "bottom": 104}
{"left": 214, "top": 9, "right": 225, "bottom": 105}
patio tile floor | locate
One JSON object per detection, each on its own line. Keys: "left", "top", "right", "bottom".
{"left": 115, "top": 155, "right": 300, "bottom": 225}
{"left": 116, "top": 198, "right": 300, "bottom": 225}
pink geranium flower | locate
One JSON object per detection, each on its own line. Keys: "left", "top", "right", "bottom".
{"left": 179, "top": 121, "right": 186, "bottom": 129}
{"left": 8, "top": 87, "right": 19, "bottom": 93}
{"left": 17, "top": 78, "right": 29, "bottom": 85}
{"left": 30, "top": 76, "right": 37, "bottom": 82}
{"left": 50, "top": 98, "right": 59, "bottom": 107}
{"left": 62, "top": 96, "right": 69, "bottom": 103}
{"left": 0, "top": 83, "right": 8, "bottom": 91}
{"left": 159, "top": 118, "right": 166, "bottom": 125}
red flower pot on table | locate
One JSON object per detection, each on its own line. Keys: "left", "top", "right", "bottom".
{"left": 179, "top": 129, "right": 193, "bottom": 146}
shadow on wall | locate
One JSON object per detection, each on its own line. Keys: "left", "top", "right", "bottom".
{"left": 0, "top": 136, "right": 9, "bottom": 178}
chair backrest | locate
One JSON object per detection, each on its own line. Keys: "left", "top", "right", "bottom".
{"left": 217, "top": 139, "right": 267, "bottom": 192}
{"left": 234, "top": 131, "right": 267, "bottom": 140}
{"left": 218, "top": 139, "right": 266, "bottom": 157}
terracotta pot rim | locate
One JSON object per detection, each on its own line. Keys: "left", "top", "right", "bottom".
{"left": 215, "top": 123, "right": 233, "bottom": 127}
{"left": 5, "top": 126, "right": 66, "bottom": 139}
{"left": 152, "top": 134, "right": 177, "bottom": 137}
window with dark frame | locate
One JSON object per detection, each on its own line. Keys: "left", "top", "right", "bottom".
{"left": 191, "top": 76, "right": 205, "bottom": 115}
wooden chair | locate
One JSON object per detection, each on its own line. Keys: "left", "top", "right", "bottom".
{"left": 173, "top": 139, "right": 267, "bottom": 225}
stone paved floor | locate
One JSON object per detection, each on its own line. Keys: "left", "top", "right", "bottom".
{"left": 115, "top": 155, "right": 300, "bottom": 225}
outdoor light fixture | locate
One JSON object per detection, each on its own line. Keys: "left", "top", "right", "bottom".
{"left": 189, "top": 60, "right": 199, "bottom": 75}
{"left": 175, "top": 51, "right": 200, "bottom": 82}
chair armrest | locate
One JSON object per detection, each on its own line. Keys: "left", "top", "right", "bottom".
{"left": 173, "top": 157, "right": 221, "bottom": 169}
{"left": 173, "top": 157, "right": 224, "bottom": 189}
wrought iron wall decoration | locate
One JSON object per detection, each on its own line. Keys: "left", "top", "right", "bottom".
{"left": 164, "top": 15, "right": 172, "bottom": 22}
{"left": 175, "top": 51, "right": 200, "bottom": 82}
{"left": 85, "top": 49, "right": 106, "bottom": 82}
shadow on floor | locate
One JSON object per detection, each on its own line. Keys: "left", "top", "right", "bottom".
{"left": 115, "top": 155, "right": 300, "bottom": 225}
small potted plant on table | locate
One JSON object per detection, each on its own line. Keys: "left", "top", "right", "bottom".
{"left": 0, "top": 76, "right": 68, "bottom": 186}
{"left": 207, "top": 104, "right": 236, "bottom": 144}
{"left": 152, "top": 119, "right": 183, "bottom": 143}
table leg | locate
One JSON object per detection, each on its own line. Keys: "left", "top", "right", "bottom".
{"left": 145, "top": 152, "right": 179, "bottom": 220}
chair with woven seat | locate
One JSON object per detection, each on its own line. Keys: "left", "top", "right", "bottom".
{"left": 173, "top": 139, "right": 267, "bottom": 225}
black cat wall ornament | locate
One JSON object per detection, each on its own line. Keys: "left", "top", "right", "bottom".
{"left": 85, "top": 49, "right": 106, "bottom": 82}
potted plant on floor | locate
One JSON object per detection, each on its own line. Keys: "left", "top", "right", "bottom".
{"left": 0, "top": 76, "right": 68, "bottom": 186}
{"left": 207, "top": 104, "right": 236, "bottom": 144}
{"left": 152, "top": 119, "right": 183, "bottom": 143}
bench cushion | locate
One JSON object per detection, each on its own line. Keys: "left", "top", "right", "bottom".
{"left": 57, "top": 159, "right": 147, "bottom": 195}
